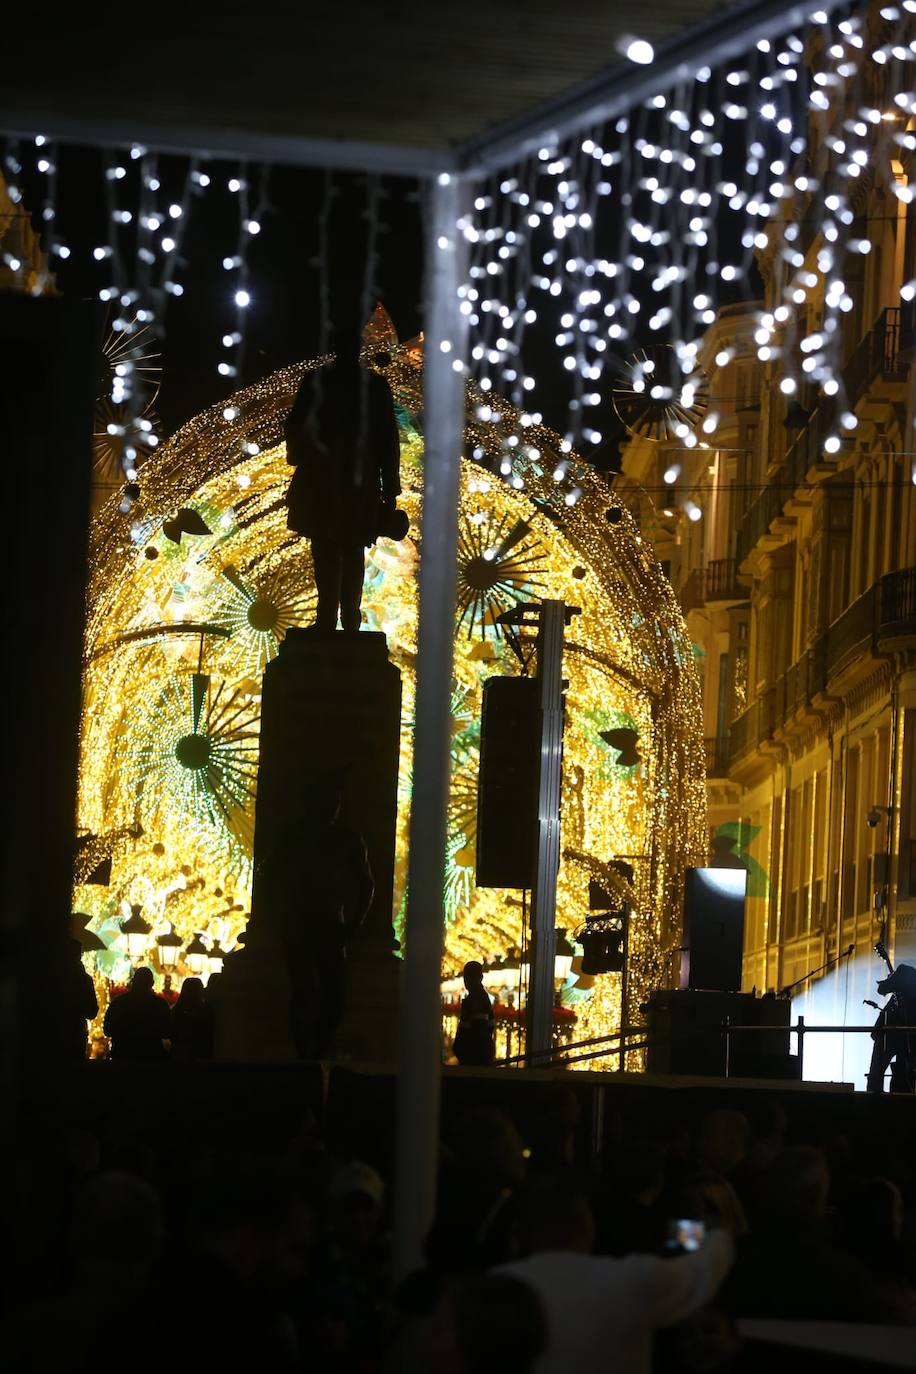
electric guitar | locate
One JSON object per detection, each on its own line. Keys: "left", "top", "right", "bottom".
{"left": 872, "top": 937, "right": 905, "bottom": 1036}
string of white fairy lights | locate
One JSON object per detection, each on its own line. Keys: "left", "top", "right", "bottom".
{"left": 449, "top": 0, "right": 916, "bottom": 503}
{"left": 4, "top": 1, "right": 914, "bottom": 515}
{"left": 0, "top": 139, "right": 283, "bottom": 510}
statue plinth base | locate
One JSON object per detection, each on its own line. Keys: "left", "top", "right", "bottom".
{"left": 214, "top": 629, "right": 401, "bottom": 1062}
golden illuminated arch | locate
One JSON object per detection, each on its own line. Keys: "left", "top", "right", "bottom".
{"left": 76, "top": 314, "right": 706, "bottom": 1065}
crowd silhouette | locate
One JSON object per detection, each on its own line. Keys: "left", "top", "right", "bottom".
{"left": 7, "top": 1070, "right": 916, "bottom": 1372}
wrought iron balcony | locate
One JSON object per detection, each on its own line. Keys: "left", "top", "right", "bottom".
{"left": 704, "top": 736, "right": 730, "bottom": 777}
{"left": 676, "top": 559, "right": 749, "bottom": 615}
{"left": 880, "top": 565, "right": 916, "bottom": 630}
{"left": 843, "top": 306, "right": 913, "bottom": 410}
{"left": 705, "top": 558, "right": 749, "bottom": 603}
{"left": 677, "top": 567, "right": 705, "bottom": 616}
{"left": 728, "top": 568, "right": 916, "bottom": 767}
{"left": 735, "top": 469, "right": 786, "bottom": 568}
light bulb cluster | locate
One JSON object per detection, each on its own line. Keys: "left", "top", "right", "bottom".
{"left": 452, "top": 1, "right": 916, "bottom": 487}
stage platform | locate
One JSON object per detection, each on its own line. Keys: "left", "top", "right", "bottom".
{"left": 17, "top": 1059, "right": 916, "bottom": 1181}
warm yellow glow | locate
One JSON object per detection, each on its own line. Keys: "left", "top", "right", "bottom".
{"left": 76, "top": 320, "right": 706, "bottom": 1066}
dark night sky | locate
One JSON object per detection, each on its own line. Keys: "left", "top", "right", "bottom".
{"left": 23, "top": 146, "right": 427, "bottom": 436}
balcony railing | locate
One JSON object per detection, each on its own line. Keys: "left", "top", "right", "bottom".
{"left": 736, "top": 309, "right": 914, "bottom": 568}
{"left": 728, "top": 568, "right": 916, "bottom": 766}
{"left": 784, "top": 411, "right": 823, "bottom": 492}
{"left": 678, "top": 560, "right": 749, "bottom": 614}
{"left": 881, "top": 565, "right": 916, "bottom": 628}
{"left": 677, "top": 567, "right": 704, "bottom": 616}
{"left": 704, "top": 736, "right": 730, "bottom": 777}
{"left": 844, "top": 306, "right": 912, "bottom": 410}
{"left": 735, "top": 467, "right": 786, "bottom": 568}
{"left": 705, "top": 558, "right": 749, "bottom": 603}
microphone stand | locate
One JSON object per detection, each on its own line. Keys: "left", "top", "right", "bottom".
{"left": 777, "top": 943, "right": 854, "bottom": 999}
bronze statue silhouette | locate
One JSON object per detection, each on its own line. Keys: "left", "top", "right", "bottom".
{"left": 284, "top": 322, "right": 403, "bottom": 633}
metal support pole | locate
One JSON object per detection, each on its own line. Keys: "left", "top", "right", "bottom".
{"left": 619, "top": 909, "right": 630, "bottom": 1074}
{"left": 527, "top": 600, "right": 566, "bottom": 1063}
{"left": 797, "top": 1014, "right": 805, "bottom": 1079}
{"left": 393, "top": 174, "right": 469, "bottom": 1280}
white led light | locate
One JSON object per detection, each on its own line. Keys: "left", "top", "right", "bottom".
{"left": 619, "top": 35, "right": 654, "bottom": 64}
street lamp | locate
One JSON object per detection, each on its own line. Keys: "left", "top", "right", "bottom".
{"left": 119, "top": 904, "right": 152, "bottom": 960}
{"left": 184, "top": 932, "right": 209, "bottom": 975}
{"left": 208, "top": 940, "right": 228, "bottom": 975}
{"left": 155, "top": 925, "right": 182, "bottom": 970}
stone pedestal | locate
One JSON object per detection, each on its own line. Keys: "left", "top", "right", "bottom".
{"left": 213, "top": 629, "right": 401, "bottom": 1062}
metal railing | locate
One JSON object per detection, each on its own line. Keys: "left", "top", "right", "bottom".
{"left": 844, "top": 306, "right": 911, "bottom": 410}
{"left": 736, "top": 468, "right": 786, "bottom": 567}
{"left": 503, "top": 1017, "right": 916, "bottom": 1084}
{"left": 784, "top": 411, "right": 823, "bottom": 492}
{"left": 826, "top": 584, "right": 878, "bottom": 678}
{"left": 728, "top": 686, "right": 776, "bottom": 763}
{"left": 881, "top": 565, "right": 916, "bottom": 628}
{"left": 735, "top": 308, "right": 913, "bottom": 570}
{"left": 705, "top": 558, "right": 748, "bottom": 602}
{"left": 704, "top": 736, "right": 730, "bottom": 776}
{"left": 729, "top": 568, "right": 916, "bottom": 766}
{"left": 677, "top": 567, "right": 705, "bottom": 615}
{"left": 725, "top": 1018, "right": 916, "bottom": 1085}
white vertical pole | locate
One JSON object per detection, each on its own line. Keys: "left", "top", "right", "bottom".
{"left": 393, "top": 174, "right": 469, "bottom": 1280}
{"left": 527, "top": 599, "right": 567, "bottom": 1062}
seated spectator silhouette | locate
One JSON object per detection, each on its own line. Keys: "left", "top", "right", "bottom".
{"left": 9, "top": 1170, "right": 165, "bottom": 1373}
{"left": 499, "top": 1176, "right": 733, "bottom": 1374}
{"left": 65, "top": 939, "right": 98, "bottom": 1059}
{"left": 434, "top": 1274, "right": 548, "bottom": 1374}
{"left": 722, "top": 1145, "right": 896, "bottom": 1322}
{"left": 169, "top": 976, "right": 213, "bottom": 1061}
{"left": 453, "top": 962, "right": 495, "bottom": 1066}
{"left": 594, "top": 1141, "right": 666, "bottom": 1256}
{"left": 103, "top": 967, "right": 171, "bottom": 1061}
{"left": 172, "top": 1157, "right": 309, "bottom": 1371}
{"left": 427, "top": 1109, "right": 525, "bottom": 1274}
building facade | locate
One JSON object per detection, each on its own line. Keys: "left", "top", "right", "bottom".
{"left": 619, "top": 53, "right": 916, "bottom": 1082}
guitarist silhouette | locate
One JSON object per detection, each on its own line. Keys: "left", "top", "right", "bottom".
{"left": 866, "top": 934, "right": 916, "bottom": 1093}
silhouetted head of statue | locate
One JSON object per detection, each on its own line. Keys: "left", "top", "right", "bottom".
{"left": 132, "top": 966, "right": 155, "bottom": 993}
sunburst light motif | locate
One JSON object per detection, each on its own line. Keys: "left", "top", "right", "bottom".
{"left": 455, "top": 514, "right": 548, "bottom": 638}
{"left": 93, "top": 321, "right": 162, "bottom": 494}
{"left": 611, "top": 345, "right": 709, "bottom": 443}
{"left": 119, "top": 672, "right": 259, "bottom": 850}
{"left": 211, "top": 562, "right": 316, "bottom": 675}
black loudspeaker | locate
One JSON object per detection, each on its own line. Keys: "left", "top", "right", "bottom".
{"left": 680, "top": 867, "right": 747, "bottom": 992}
{"left": 476, "top": 676, "right": 540, "bottom": 888}
{"left": 646, "top": 989, "right": 794, "bottom": 1078}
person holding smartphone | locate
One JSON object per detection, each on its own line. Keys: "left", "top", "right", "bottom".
{"left": 498, "top": 1177, "right": 733, "bottom": 1374}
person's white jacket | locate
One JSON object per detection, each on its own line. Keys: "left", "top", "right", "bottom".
{"left": 500, "top": 1231, "right": 733, "bottom": 1374}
